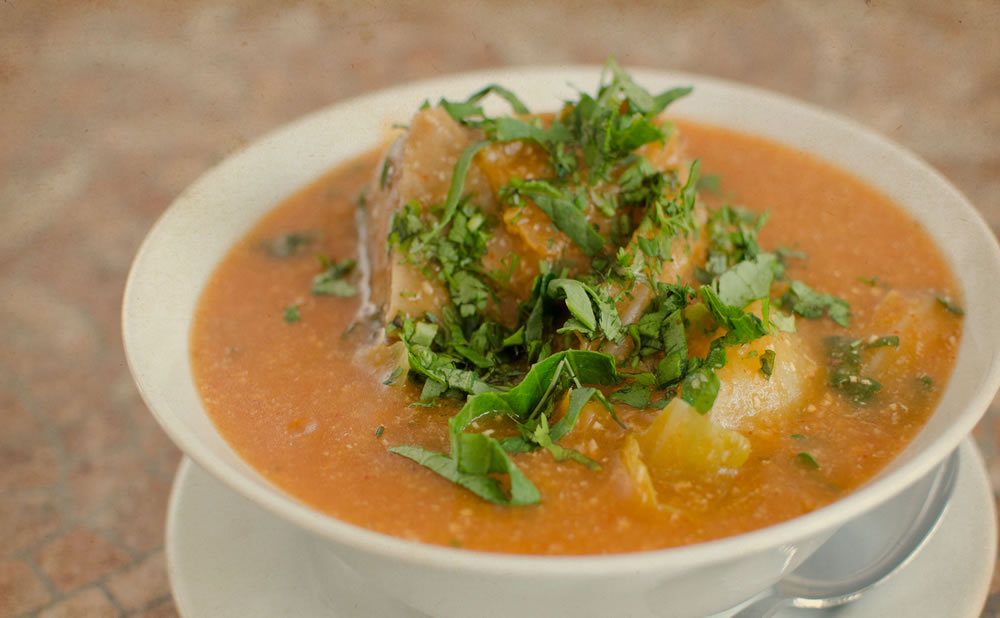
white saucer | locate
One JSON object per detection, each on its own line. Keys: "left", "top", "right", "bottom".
{"left": 166, "top": 438, "right": 996, "bottom": 617}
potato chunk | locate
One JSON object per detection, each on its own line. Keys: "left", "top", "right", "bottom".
{"left": 366, "top": 107, "right": 496, "bottom": 321}
{"left": 708, "top": 329, "right": 820, "bottom": 432}
{"left": 864, "top": 290, "right": 962, "bottom": 389}
{"left": 634, "top": 398, "right": 751, "bottom": 477}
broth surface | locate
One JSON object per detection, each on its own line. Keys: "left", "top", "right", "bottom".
{"left": 191, "top": 121, "right": 961, "bottom": 554}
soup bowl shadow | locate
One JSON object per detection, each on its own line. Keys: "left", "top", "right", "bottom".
{"left": 122, "top": 66, "right": 1000, "bottom": 618}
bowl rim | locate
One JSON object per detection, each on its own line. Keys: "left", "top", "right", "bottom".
{"left": 122, "top": 63, "right": 1000, "bottom": 577}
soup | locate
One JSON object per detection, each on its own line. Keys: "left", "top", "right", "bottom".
{"left": 191, "top": 66, "right": 961, "bottom": 555}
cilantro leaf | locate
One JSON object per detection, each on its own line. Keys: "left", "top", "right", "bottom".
{"left": 768, "top": 308, "right": 796, "bottom": 333}
{"left": 312, "top": 258, "right": 358, "bottom": 297}
{"left": 547, "top": 278, "right": 626, "bottom": 344}
{"left": 681, "top": 366, "right": 721, "bottom": 414}
{"left": 716, "top": 253, "right": 777, "bottom": 308}
{"left": 264, "top": 232, "right": 314, "bottom": 258}
{"left": 548, "top": 279, "right": 597, "bottom": 332}
{"left": 405, "top": 344, "right": 500, "bottom": 397}
{"left": 795, "top": 452, "right": 820, "bottom": 470}
{"left": 759, "top": 349, "right": 776, "bottom": 379}
{"left": 383, "top": 367, "right": 403, "bottom": 386}
{"left": 824, "top": 335, "right": 892, "bottom": 404}
{"left": 784, "top": 280, "right": 850, "bottom": 327}
{"left": 936, "top": 295, "right": 964, "bottom": 316}
{"left": 699, "top": 286, "right": 768, "bottom": 347}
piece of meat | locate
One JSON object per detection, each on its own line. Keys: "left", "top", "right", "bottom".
{"left": 366, "top": 106, "right": 705, "bottom": 336}
{"left": 365, "top": 106, "right": 495, "bottom": 321}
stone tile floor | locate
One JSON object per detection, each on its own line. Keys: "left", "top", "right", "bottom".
{"left": 1, "top": 1, "right": 998, "bottom": 615}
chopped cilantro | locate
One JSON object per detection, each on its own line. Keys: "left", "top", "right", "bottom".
{"left": 824, "top": 335, "right": 899, "bottom": 404}
{"left": 716, "top": 253, "right": 778, "bottom": 309}
{"left": 374, "top": 62, "right": 880, "bottom": 507}
{"left": 759, "top": 349, "right": 776, "bottom": 379}
{"left": 312, "top": 257, "right": 358, "bottom": 297}
{"left": 697, "top": 173, "right": 723, "bottom": 194}
{"left": 681, "top": 366, "right": 721, "bottom": 414}
{"left": 783, "top": 280, "right": 850, "bottom": 327}
{"left": 375, "top": 425, "right": 385, "bottom": 438}
{"left": 379, "top": 156, "right": 393, "bottom": 188}
{"left": 547, "top": 278, "right": 625, "bottom": 344}
{"left": 700, "top": 205, "right": 769, "bottom": 280}
{"left": 795, "top": 452, "right": 820, "bottom": 469}
{"left": 265, "top": 232, "right": 314, "bottom": 258}
{"left": 383, "top": 367, "right": 403, "bottom": 386}
{"left": 936, "top": 295, "right": 964, "bottom": 316}
{"left": 283, "top": 305, "right": 300, "bottom": 323}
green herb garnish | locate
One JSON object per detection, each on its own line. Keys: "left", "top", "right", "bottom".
{"left": 795, "top": 452, "right": 820, "bottom": 469}
{"left": 312, "top": 257, "right": 358, "bottom": 297}
{"left": 265, "top": 232, "right": 314, "bottom": 258}
{"left": 391, "top": 350, "right": 620, "bottom": 505}
{"left": 782, "top": 280, "right": 850, "bottom": 327}
{"left": 383, "top": 367, "right": 403, "bottom": 386}
{"left": 936, "top": 295, "right": 964, "bottom": 316}
{"left": 824, "top": 335, "right": 899, "bottom": 403}
{"left": 379, "top": 62, "right": 831, "bottom": 506}
{"left": 759, "top": 349, "right": 776, "bottom": 379}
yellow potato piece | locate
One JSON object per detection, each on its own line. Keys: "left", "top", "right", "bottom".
{"left": 864, "top": 290, "right": 961, "bottom": 389}
{"left": 709, "top": 329, "right": 819, "bottom": 432}
{"left": 635, "top": 398, "right": 751, "bottom": 477}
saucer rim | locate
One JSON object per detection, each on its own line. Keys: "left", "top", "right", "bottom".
{"left": 165, "top": 437, "right": 996, "bottom": 618}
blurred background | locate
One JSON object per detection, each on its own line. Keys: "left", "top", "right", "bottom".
{"left": 1, "top": 1, "right": 998, "bottom": 616}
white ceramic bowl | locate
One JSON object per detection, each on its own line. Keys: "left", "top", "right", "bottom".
{"left": 122, "top": 66, "right": 1000, "bottom": 618}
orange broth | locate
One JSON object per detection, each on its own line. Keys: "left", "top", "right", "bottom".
{"left": 190, "top": 121, "right": 961, "bottom": 554}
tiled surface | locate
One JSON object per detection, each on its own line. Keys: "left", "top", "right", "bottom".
{"left": 2, "top": 1, "right": 998, "bottom": 616}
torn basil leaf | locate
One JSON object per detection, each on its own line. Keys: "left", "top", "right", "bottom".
{"left": 609, "top": 384, "right": 652, "bottom": 409}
